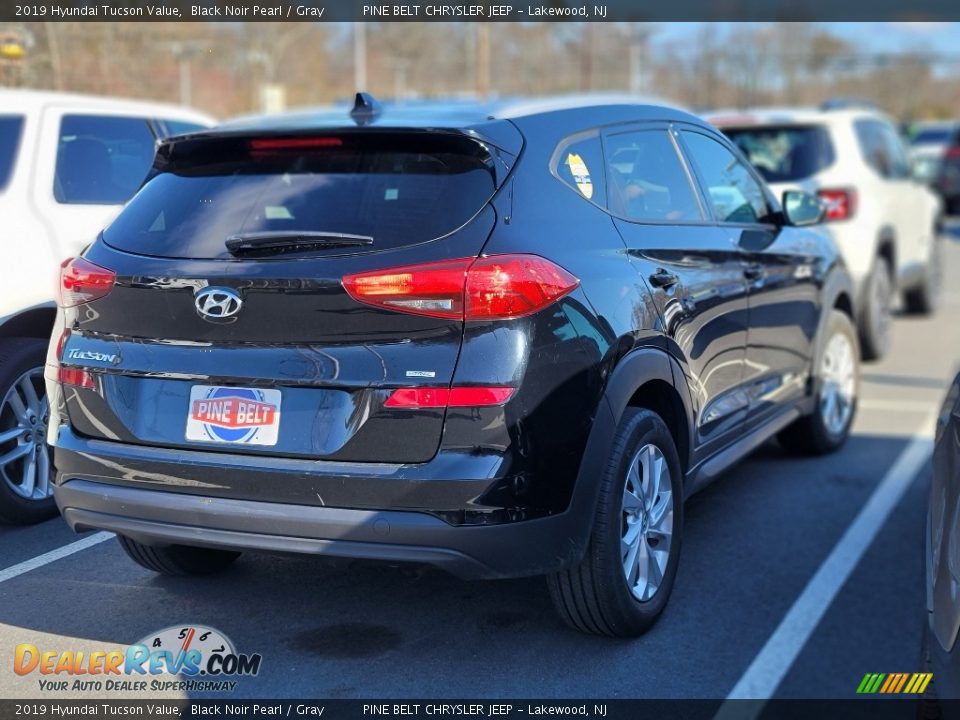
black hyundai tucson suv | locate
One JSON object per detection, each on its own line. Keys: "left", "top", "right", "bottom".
{"left": 46, "top": 95, "right": 858, "bottom": 637}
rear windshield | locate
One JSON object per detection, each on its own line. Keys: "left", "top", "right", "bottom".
{"left": 0, "top": 116, "right": 24, "bottom": 192}
{"left": 722, "top": 125, "right": 835, "bottom": 183}
{"left": 911, "top": 127, "right": 956, "bottom": 145}
{"left": 103, "top": 133, "right": 498, "bottom": 259}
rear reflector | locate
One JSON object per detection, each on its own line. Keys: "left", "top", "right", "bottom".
{"left": 385, "top": 387, "right": 514, "bottom": 408}
{"left": 342, "top": 254, "right": 578, "bottom": 321}
{"left": 59, "top": 257, "right": 116, "bottom": 308}
{"left": 57, "top": 367, "right": 95, "bottom": 389}
{"left": 817, "top": 189, "right": 857, "bottom": 221}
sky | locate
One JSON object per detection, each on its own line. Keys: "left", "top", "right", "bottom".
{"left": 656, "top": 22, "right": 959, "bottom": 54}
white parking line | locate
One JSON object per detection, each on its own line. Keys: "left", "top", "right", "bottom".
{"left": 0, "top": 532, "right": 113, "bottom": 584}
{"left": 715, "top": 415, "right": 936, "bottom": 714}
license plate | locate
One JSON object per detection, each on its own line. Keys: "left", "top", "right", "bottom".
{"left": 185, "top": 386, "right": 281, "bottom": 446}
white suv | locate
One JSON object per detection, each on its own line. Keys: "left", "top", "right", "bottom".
{"left": 709, "top": 102, "right": 943, "bottom": 361}
{"left": 0, "top": 90, "right": 212, "bottom": 523}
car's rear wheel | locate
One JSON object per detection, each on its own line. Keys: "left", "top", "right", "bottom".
{"left": 547, "top": 408, "right": 683, "bottom": 637}
{"left": 859, "top": 258, "right": 893, "bottom": 361}
{"left": 779, "top": 310, "right": 859, "bottom": 455}
{"left": 903, "top": 235, "right": 943, "bottom": 316}
{"left": 117, "top": 535, "right": 241, "bottom": 575}
{"left": 0, "top": 338, "right": 57, "bottom": 525}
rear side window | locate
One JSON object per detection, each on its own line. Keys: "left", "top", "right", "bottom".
{"left": 681, "top": 131, "right": 770, "bottom": 224}
{"left": 55, "top": 115, "right": 157, "bottom": 205}
{"left": 552, "top": 132, "right": 606, "bottom": 206}
{"left": 605, "top": 129, "right": 701, "bottom": 222}
{"left": 854, "top": 119, "right": 909, "bottom": 179}
{"left": 0, "top": 115, "right": 24, "bottom": 192}
{"left": 723, "top": 125, "right": 835, "bottom": 183}
{"left": 103, "top": 133, "right": 498, "bottom": 259}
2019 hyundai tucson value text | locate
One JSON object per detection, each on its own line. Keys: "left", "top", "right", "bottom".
{"left": 46, "top": 96, "right": 858, "bottom": 637}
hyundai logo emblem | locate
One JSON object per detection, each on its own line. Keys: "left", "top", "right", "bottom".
{"left": 195, "top": 287, "right": 243, "bottom": 322}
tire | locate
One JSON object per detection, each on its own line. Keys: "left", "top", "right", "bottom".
{"left": 858, "top": 258, "right": 893, "bottom": 362}
{"left": 547, "top": 408, "right": 683, "bottom": 637}
{"left": 0, "top": 337, "right": 57, "bottom": 525}
{"left": 117, "top": 535, "right": 240, "bottom": 576}
{"left": 779, "top": 310, "right": 859, "bottom": 456}
{"left": 903, "top": 236, "right": 944, "bottom": 316}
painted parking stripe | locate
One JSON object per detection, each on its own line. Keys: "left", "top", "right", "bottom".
{"left": 0, "top": 531, "right": 112, "bottom": 584}
{"left": 715, "top": 415, "right": 936, "bottom": 715}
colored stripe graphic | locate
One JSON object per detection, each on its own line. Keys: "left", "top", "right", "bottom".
{"left": 857, "top": 673, "right": 932, "bottom": 694}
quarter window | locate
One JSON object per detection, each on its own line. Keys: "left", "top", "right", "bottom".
{"left": 681, "top": 131, "right": 770, "bottom": 224}
{"left": 553, "top": 132, "right": 606, "bottom": 206}
{"left": 604, "top": 129, "right": 701, "bottom": 222}
{"left": 54, "top": 115, "right": 157, "bottom": 205}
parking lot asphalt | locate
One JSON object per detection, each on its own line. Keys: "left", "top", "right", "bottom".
{"left": 1, "top": 231, "right": 959, "bottom": 702}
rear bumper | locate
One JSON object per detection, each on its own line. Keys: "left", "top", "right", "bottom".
{"left": 51, "top": 431, "right": 591, "bottom": 580}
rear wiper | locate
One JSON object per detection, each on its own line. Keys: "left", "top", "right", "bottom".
{"left": 225, "top": 231, "right": 374, "bottom": 256}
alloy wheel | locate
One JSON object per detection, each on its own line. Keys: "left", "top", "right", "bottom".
{"left": 621, "top": 443, "right": 674, "bottom": 602}
{"left": 0, "top": 368, "right": 52, "bottom": 501}
{"left": 819, "top": 332, "right": 856, "bottom": 436}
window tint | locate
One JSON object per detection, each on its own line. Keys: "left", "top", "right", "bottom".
{"left": 855, "top": 119, "right": 894, "bottom": 178}
{"left": 553, "top": 132, "right": 606, "bottom": 206}
{"left": 723, "top": 125, "right": 835, "bottom": 183}
{"left": 158, "top": 119, "right": 209, "bottom": 138}
{"left": 681, "top": 131, "right": 769, "bottom": 223}
{"left": 103, "top": 133, "right": 498, "bottom": 260}
{"left": 879, "top": 123, "right": 910, "bottom": 179}
{"left": 605, "top": 129, "right": 701, "bottom": 222}
{"left": 0, "top": 116, "right": 24, "bottom": 192}
{"left": 55, "top": 115, "right": 157, "bottom": 205}
{"left": 911, "top": 126, "right": 956, "bottom": 146}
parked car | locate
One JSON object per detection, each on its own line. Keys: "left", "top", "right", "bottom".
{"left": 709, "top": 101, "right": 944, "bottom": 361}
{"left": 906, "top": 121, "right": 958, "bottom": 190}
{"left": 932, "top": 127, "right": 960, "bottom": 217}
{"left": 924, "top": 372, "right": 960, "bottom": 711}
{"left": 47, "top": 95, "right": 858, "bottom": 636}
{"left": 0, "top": 89, "right": 213, "bottom": 524}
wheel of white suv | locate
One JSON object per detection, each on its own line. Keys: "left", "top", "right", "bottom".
{"left": 779, "top": 310, "right": 859, "bottom": 455}
{"left": 547, "top": 408, "right": 683, "bottom": 637}
{"left": 859, "top": 258, "right": 892, "bottom": 361}
{"left": 117, "top": 535, "right": 241, "bottom": 575}
{"left": 0, "top": 338, "right": 57, "bottom": 525}
{"left": 903, "top": 235, "right": 944, "bottom": 316}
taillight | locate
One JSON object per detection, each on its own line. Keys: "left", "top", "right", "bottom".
{"left": 384, "top": 387, "right": 514, "bottom": 408}
{"left": 817, "top": 189, "right": 857, "bottom": 222}
{"left": 945, "top": 146, "right": 960, "bottom": 160}
{"left": 342, "top": 254, "right": 579, "bottom": 321}
{"left": 59, "top": 258, "right": 115, "bottom": 307}
{"left": 57, "top": 367, "right": 95, "bottom": 389}
{"left": 249, "top": 137, "right": 343, "bottom": 151}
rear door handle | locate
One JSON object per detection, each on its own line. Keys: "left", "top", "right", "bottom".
{"left": 743, "top": 263, "right": 764, "bottom": 280}
{"left": 648, "top": 269, "right": 679, "bottom": 288}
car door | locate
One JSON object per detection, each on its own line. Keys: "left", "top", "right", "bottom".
{"left": 602, "top": 123, "right": 751, "bottom": 463}
{"left": 677, "top": 127, "right": 821, "bottom": 433}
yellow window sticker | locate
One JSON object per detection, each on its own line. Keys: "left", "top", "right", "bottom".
{"left": 566, "top": 153, "right": 593, "bottom": 199}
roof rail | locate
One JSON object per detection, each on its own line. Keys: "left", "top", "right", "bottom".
{"left": 819, "top": 97, "right": 880, "bottom": 112}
